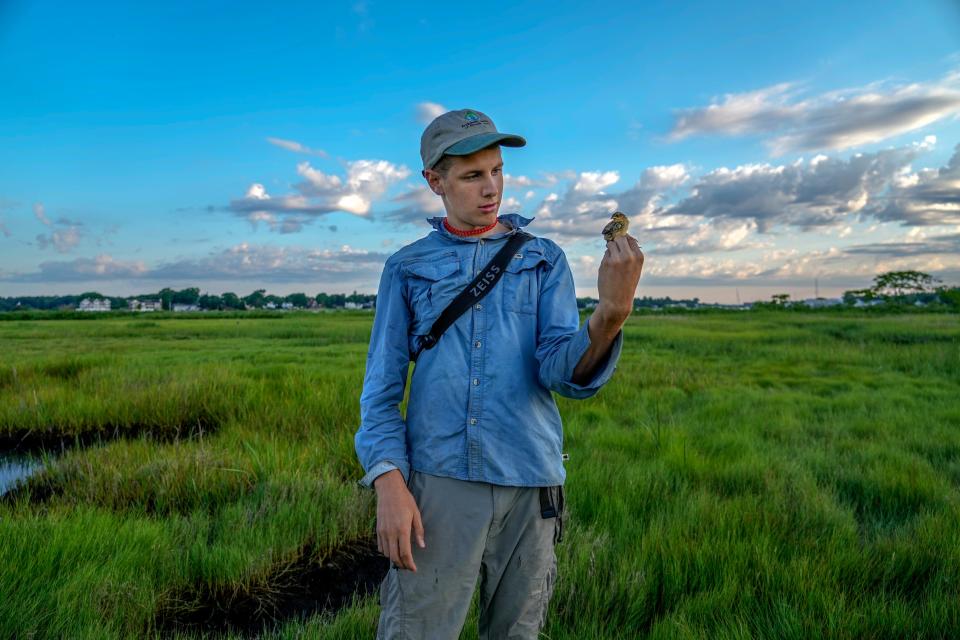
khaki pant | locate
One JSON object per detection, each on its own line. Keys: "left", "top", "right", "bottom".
{"left": 376, "top": 470, "right": 564, "bottom": 640}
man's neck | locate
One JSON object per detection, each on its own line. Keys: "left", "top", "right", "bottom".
{"left": 480, "top": 221, "right": 511, "bottom": 237}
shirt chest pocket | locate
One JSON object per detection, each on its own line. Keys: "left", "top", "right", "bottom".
{"left": 502, "top": 248, "right": 548, "bottom": 315}
{"left": 402, "top": 255, "right": 462, "bottom": 328}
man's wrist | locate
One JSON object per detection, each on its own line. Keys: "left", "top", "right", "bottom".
{"left": 373, "top": 468, "right": 405, "bottom": 494}
{"left": 591, "top": 303, "right": 628, "bottom": 337}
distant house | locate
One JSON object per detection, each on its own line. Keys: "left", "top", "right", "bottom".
{"left": 78, "top": 298, "right": 111, "bottom": 312}
{"left": 802, "top": 297, "right": 843, "bottom": 308}
{"left": 128, "top": 299, "right": 161, "bottom": 312}
{"left": 281, "top": 302, "right": 294, "bottom": 310}
{"left": 172, "top": 303, "right": 200, "bottom": 312}
{"left": 265, "top": 302, "right": 277, "bottom": 309}
{"left": 344, "top": 301, "right": 361, "bottom": 309}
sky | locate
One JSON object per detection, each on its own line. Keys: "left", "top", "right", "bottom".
{"left": 1, "top": 0, "right": 960, "bottom": 304}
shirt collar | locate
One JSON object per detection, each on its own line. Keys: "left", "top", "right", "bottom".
{"left": 425, "top": 213, "right": 535, "bottom": 242}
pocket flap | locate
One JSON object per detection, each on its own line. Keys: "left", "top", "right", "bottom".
{"left": 504, "top": 248, "right": 548, "bottom": 274}
{"left": 402, "top": 257, "right": 459, "bottom": 281}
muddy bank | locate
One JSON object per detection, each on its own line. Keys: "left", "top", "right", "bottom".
{"left": 156, "top": 537, "right": 389, "bottom": 637}
{"left": 0, "top": 414, "right": 221, "bottom": 457}
{"left": 0, "top": 418, "right": 220, "bottom": 507}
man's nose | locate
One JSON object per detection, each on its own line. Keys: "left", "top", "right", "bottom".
{"left": 481, "top": 174, "right": 498, "bottom": 196}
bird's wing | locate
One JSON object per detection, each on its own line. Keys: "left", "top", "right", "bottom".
{"left": 602, "top": 219, "right": 626, "bottom": 236}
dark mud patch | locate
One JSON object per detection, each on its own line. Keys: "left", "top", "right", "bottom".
{"left": 155, "top": 537, "right": 389, "bottom": 637}
{"left": 0, "top": 416, "right": 221, "bottom": 506}
{"left": 0, "top": 414, "right": 221, "bottom": 456}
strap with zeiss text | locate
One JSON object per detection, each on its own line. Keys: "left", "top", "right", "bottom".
{"left": 412, "top": 230, "right": 533, "bottom": 362}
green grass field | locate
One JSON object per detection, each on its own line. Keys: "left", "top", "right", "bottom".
{"left": 1, "top": 311, "right": 958, "bottom": 639}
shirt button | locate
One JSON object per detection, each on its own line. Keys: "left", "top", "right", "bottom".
{"left": 474, "top": 340, "right": 481, "bottom": 348}
{"left": 469, "top": 418, "right": 477, "bottom": 425}
{"left": 474, "top": 303, "right": 482, "bottom": 310}
{"left": 473, "top": 378, "right": 479, "bottom": 385}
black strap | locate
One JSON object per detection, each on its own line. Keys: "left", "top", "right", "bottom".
{"left": 412, "top": 230, "right": 533, "bottom": 361}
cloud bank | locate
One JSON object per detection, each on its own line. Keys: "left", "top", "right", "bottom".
{"left": 669, "top": 70, "right": 960, "bottom": 154}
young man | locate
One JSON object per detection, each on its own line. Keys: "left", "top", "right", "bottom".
{"left": 355, "top": 108, "right": 644, "bottom": 639}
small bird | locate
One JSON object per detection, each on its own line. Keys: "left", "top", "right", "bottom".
{"left": 602, "top": 211, "right": 630, "bottom": 242}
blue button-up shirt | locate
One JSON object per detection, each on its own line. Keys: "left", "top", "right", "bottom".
{"left": 354, "top": 213, "right": 623, "bottom": 488}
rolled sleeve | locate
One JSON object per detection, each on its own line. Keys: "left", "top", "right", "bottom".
{"left": 535, "top": 248, "right": 623, "bottom": 399}
{"left": 358, "top": 460, "right": 409, "bottom": 489}
{"left": 354, "top": 258, "right": 413, "bottom": 489}
{"left": 552, "top": 319, "right": 623, "bottom": 398}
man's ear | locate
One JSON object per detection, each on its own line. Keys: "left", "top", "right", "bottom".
{"left": 423, "top": 169, "right": 445, "bottom": 196}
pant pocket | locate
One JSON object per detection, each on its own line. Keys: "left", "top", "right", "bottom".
{"left": 539, "top": 485, "right": 566, "bottom": 545}
{"left": 537, "top": 552, "right": 558, "bottom": 631}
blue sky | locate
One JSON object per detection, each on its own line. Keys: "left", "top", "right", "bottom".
{"left": 2, "top": 0, "right": 960, "bottom": 303}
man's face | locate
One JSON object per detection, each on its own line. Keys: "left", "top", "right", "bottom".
{"left": 423, "top": 145, "right": 503, "bottom": 230}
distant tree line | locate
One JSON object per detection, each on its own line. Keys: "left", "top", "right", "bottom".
{"left": 577, "top": 295, "right": 703, "bottom": 309}
{"left": 0, "top": 288, "right": 377, "bottom": 312}
{"left": 760, "top": 271, "right": 960, "bottom": 310}
{"left": 3, "top": 271, "right": 957, "bottom": 313}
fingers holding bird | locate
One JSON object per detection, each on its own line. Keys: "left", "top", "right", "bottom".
{"left": 600, "top": 211, "right": 644, "bottom": 274}
{"left": 606, "top": 234, "right": 644, "bottom": 266}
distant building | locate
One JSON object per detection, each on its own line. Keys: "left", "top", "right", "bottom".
{"left": 802, "top": 297, "right": 843, "bottom": 308}
{"left": 281, "top": 302, "right": 294, "bottom": 310}
{"left": 78, "top": 298, "right": 111, "bottom": 312}
{"left": 265, "top": 302, "right": 277, "bottom": 309}
{"left": 128, "top": 299, "right": 162, "bottom": 312}
{"left": 344, "top": 301, "right": 360, "bottom": 309}
{"left": 172, "top": 303, "right": 200, "bottom": 312}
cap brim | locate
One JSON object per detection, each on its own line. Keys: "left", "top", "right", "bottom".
{"left": 444, "top": 132, "right": 527, "bottom": 156}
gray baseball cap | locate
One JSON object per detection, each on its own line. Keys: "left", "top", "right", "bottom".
{"left": 420, "top": 108, "right": 526, "bottom": 171}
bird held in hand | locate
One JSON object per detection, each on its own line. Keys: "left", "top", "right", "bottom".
{"left": 602, "top": 211, "right": 629, "bottom": 242}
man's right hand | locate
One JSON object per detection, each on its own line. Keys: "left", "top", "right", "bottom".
{"left": 374, "top": 469, "right": 426, "bottom": 572}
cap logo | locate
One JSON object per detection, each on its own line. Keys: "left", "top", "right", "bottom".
{"left": 461, "top": 110, "right": 491, "bottom": 129}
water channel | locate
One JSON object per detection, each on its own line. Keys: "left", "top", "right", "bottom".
{"left": 0, "top": 451, "right": 46, "bottom": 497}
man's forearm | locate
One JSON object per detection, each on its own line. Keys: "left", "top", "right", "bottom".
{"left": 570, "top": 306, "right": 626, "bottom": 386}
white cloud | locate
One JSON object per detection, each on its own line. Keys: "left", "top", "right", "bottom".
{"left": 669, "top": 70, "right": 960, "bottom": 154}
{"left": 502, "top": 196, "right": 522, "bottom": 212}
{"left": 266, "top": 137, "right": 328, "bottom": 157}
{"left": 573, "top": 171, "right": 620, "bottom": 194}
{"left": 670, "top": 143, "right": 926, "bottom": 231}
{"left": 32, "top": 201, "right": 84, "bottom": 253}
{"left": 868, "top": 142, "right": 960, "bottom": 226}
{"left": 639, "top": 164, "right": 690, "bottom": 190}
{"left": 382, "top": 185, "right": 445, "bottom": 224}
{"left": 228, "top": 158, "right": 411, "bottom": 230}
{"left": 1, "top": 244, "right": 391, "bottom": 285}
{"left": 35, "top": 226, "right": 82, "bottom": 253}
{"left": 33, "top": 202, "right": 50, "bottom": 226}
{"left": 296, "top": 163, "right": 344, "bottom": 192}
{"left": 416, "top": 102, "right": 448, "bottom": 124}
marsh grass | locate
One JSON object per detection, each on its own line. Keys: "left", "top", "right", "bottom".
{"left": 0, "top": 311, "right": 958, "bottom": 638}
